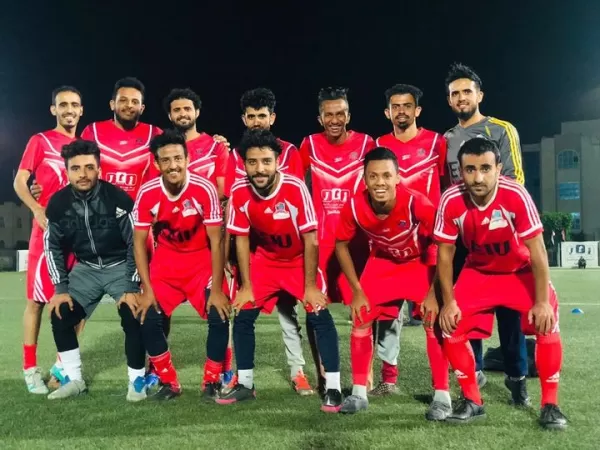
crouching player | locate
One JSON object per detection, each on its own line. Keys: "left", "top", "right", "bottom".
{"left": 132, "top": 130, "right": 230, "bottom": 400}
{"left": 335, "top": 147, "right": 450, "bottom": 418}
{"left": 435, "top": 138, "right": 567, "bottom": 430}
{"left": 218, "top": 129, "right": 343, "bottom": 412}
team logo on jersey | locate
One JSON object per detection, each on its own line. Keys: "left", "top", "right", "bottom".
{"left": 488, "top": 209, "right": 508, "bottom": 230}
{"left": 398, "top": 220, "right": 407, "bottom": 228}
{"left": 417, "top": 148, "right": 426, "bottom": 157}
{"left": 349, "top": 151, "right": 359, "bottom": 161}
{"left": 273, "top": 202, "right": 290, "bottom": 220}
{"left": 182, "top": 199, "right": 198, "bottom": 217}
{"left": 136, "top": 138, "right": 144, "bottom": 145}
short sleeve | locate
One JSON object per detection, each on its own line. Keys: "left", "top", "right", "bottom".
{"left": 336, "top": 200, "right": 358, "bottom": 242}
{"left": 132, "top": 188, "right": 154, "bottom": 230}
{"left": 80, "top": 124, "right": 94, "bottom": 141}
{"left": 433, "top": 191, "right": 459, "bottom": 244}
{"left": 18, "top": 135, "right": 43, "bottom": 173}
{"left": 437, "top": 135, "right": 448, "bottom": 176}
{"left": 295, "top": 181, "right": 318, "bottom": 233}
{"left": 284, "top": 146, "right": 305, "bottom": 180}
{"left": 511, "top": 184, "right": 543, "bottom": 240}
{"left": 298, "top": 138, "right": 311, "bottom": 173}
{"left": 198, "top": 179, "right": 223, "bottom": 226}
{"left": 226, "top": 191, "right": 250, "bottom": 235}
{"left": 142, "top": 157, "right": 160, "bottom": 184}
{"left": 214, "top": 142, "right": 229, "bottom": 178}
{"left": 224, "top": 149, "right": 242, "bottom": 198}
{"left": 411, "top": 191, "right": 436, "bottom": 237}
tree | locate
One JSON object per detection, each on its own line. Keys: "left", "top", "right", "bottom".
{"left": 541, "top": 212, "right": 573, "bottom": 245}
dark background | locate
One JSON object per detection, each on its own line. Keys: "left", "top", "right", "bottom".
{"left": 1, "top": 1, "right": 600, "bottom": 201}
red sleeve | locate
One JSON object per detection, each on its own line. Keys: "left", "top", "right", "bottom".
{"left": 511, "top": 184, "right": 543, "bottom": 240}
{"left": 80, "top": 124, "right": 94, "bottom": 141}
{"left": 199, "top": 180, "right": 223, "bottom": 226}
{"left": 411, "top": 191, "right": 436, "bottom": 237}
{"left": 364, "top": 135, "right": 376, "bottom": 152}
{"left": 133, "top": 189, "right": 154, "bottom": 230}
{"left": 152, "top": 126, "right": 163, "bottom": 137}
{"left": 298, "top": 138, "right": 311, "bottom": 173}
{"left": 225, "top": 191, "right": 251, "bottom": 236}
{"left": 437, "top": 135, "right": 447, "bottom": 176}
{"left": 142, "top": 156, "right": 160, "bottom": 183}
{"left": 224, "top": 150, "right": 239, "bottom": 198}
{"left": 18, "top": 135, "right": 43, "bottom": 173}
{"left": 214, "top": 143, "right": 229, "bottom": 178}
{"left": 295, "top": 181, "right": 318, "bottom": 233}
{"left": 433, "top": 191, "right": 459, "bottom": 244}
{"left": 336, "top": 199, "right": 358, "bottom": 242}
{"left": 286, "top": 146, "right": 305, "bottom": 180}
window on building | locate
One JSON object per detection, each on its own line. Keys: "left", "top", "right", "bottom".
{"left": 558, "top": 182, "right": 580, "bottom": 200}
{"left": 16, "top": 218, "right": 22, "bottom": 228}
{"left": 571, "top": 212, "right": 581, "bottom": 231}
{"left": 557, "top": 150, "right": 579, "bottom": 169}
{"left": 0, "top": 217, "right": 4, "bottom": 228}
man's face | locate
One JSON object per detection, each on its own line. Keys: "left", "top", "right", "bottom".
{"left": 169, "top": 98, "right": 199, "bottom": 132}
{"left": 447, "top": 78, "right": 483, "bottom": 121}
{"left": 385, "top": 93, "right": 421, "bottom": 130}
{"left": 460, "top": 151, "right": 502, "bottom": 199}
{"left": 318, "top": 99, "right": 350, "bottom": 139}
{"left": 155, "top": 144, "right": 188, "bottom": 185}
{"left": 244, "top": 147, "right": 278, "bottom": 191}
{"left": 364, "top": 159, "right": 400, "bottom": 203}
{"left": 110, "top": 87, "right": 144, "bottom": 128}
{"left": 242, "top": 107, "right": 275, "bottom": 130}
{"left": 51, "top": 91, "right": 83, "bottom": 131}
{"left": 67, "top": 155, "right": 100, "bottom": 192}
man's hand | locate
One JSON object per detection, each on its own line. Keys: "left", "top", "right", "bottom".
{"left": 117, "top": 292, "right": 140, "bottom": 315}
{"left": 207, "top": 289, "right": 231, "bottom": 321}
{"left": 420, "top": 290, "right": 440, "bottom": 328}
{"left": 33, "top": 206, "right": 47, "bottom": 231}
{"left": 439, "top": 299, "right": 461, "bottom": 336}
{"left": 30, "top": 180, "right": 43, "bottom": 201}
{"left": 350, "top": 289, "right": 370, "bottom": 324}
{"left": 304, "top": 285, "right": 327, "bottom": 314}
{"left": 528, "top": 302, "right": 556, "bottom": 335}
{"left": 138, "top": 290, "right": 159, "bottom": 324}
{"left": 232, "top": 286, "right": 255, "bottom": 314}
{"left": 48, "top": 293, "right": 73, "bottom": 319}
{"left": 213, "top": 134, "right": 231, "bottom": 149}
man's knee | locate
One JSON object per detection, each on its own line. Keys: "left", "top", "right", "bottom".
{"left": 51, "top": 302, "right": 84, "bottom": 330}
{"left": 234, "top": 308, "right": 260, "bottom": 332}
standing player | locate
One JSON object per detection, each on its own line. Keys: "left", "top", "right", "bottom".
{"left": 14, "top": 86, "right": 83, "bottom": 394}
{"left": 132, "top": 130, "right": 230, "bottom": 400}
{"left": 335, "top": 148, "right": 450, "bottom": 420}
{"left": 218, "top": 129, "right": 343, "bottom": 412}
{"left": 434, "top": 138, "right": 567, "bottom": 430}
{"left": 444, "top": 62, "right": 529, "bottom": 404}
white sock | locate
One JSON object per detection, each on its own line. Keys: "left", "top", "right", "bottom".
{"left": 325, "top": 372, "right": 340, "bottom": 391}
{"left": 128, "top": 367, "right": 146, "bottom": 383}
{"left": 433, "top": 389, "right": 452, "bottom": 406}
{"left": 59, "top": 348, "right": 82, "bottom": 381}
{"left": 290, "top": 365, "right": 303, "bottom": 379}
{"left": 238, "top": 369, "right": 254, "bottom": 389}
{"left": 54, "top": 355, "right": 63, "bottom": 369}
{"left": 352, "top": 384, "right": 368, "bottom": 399}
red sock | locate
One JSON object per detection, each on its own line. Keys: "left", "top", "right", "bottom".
{"left": 23, "top": 344, "right": 37, "bottom": 370}
{"left": 443, "top": 335, "right": 482, "bottom": 405}
{"left": 203, "top": 358, "right": 224, "bottom": 386}
{"left": 351, "top": 327, "right": 373, "bottom": 386}
{"left": 381, "top": 361, "right": 398, "bottom": 384}
{"left": 536, "top": 332, "right": 562, "bottom": 406}
{"left": 223, "top": 346, "right": 233, "bottom": 373}
{"left": 149, "top": 351, "right": 179, "bottom": 387}
{"left": 425, "top": 328, "right": 450, "bottom": 391}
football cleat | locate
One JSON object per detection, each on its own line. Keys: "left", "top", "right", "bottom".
{"left": 539, "top": 404, "right": 568, "bottom": 430}
{"left": 504, "top": 377, "right": 531, "bottom": 407}
{"left": 339, "top": 394, "right": 368, "bottom": 414}
{"left": 220, "top": 369, "right": 235, "bottom": 386}
{"left": 126, "top": 376, "right": 147, "bottom": 402}
{"left": 152, "top": 383, "right": 182, "bottom": 401}
{"left": 202, "top": 382, "right": 221, "bottom": 402}
{"left": 369, "top": 381, "right": 396, "bottom": 396}
{"left": 425, "top": 400, "right": 452, "bottom": 421}
{"left": 49, "top": 363, "right": 67, "bottom": 388}
{"left": 445, "top": 398, "right": 486, "bottom": 424}
{"left": 321, "top": 389, "right": 343, "bottom": 413}
{"left": 292, "top": 372, "right": 314, "bottom": 396}
{"left": 47, "top": 379, "right": 87, "bottom": 400}
{"left": 215, "top": 383, "right": 256, "bottom": 405}
{"left": 24, "top": 367, "right": 49, "bottom": 395}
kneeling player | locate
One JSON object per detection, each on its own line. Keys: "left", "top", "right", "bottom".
{"left": 218, "top": 129, "right": 343, "bottom": 412}
{"left": 335, "top": 148, "right": 450, "bottom": 418}
{"left": 133, "top": 130, "right": 230, "bottom": 400}
{"left": 435, "top": 138, "right": 567, "bottom": 430}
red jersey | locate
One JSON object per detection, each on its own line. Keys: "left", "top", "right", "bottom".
{"left": 299, "top": 131, "right": 375, "bottom": 247}
{"left": 224, "top": 138, "right": 303, "bottom": 197}
{"left": 226, "top": 173, "right": 317, "bottom": 264}
{"left": 187, "top": 133, "right": 229, "bottom": 188}
{"left": 337, "top": 185, "right": 436, "bottom": 263}
{"left": 18, "top": 130, "right": 75, "bottom": 208}
{"left": 375, "top": 129, "right": 447, "bottom": 206}
{"left": 133, "top": 172, "right": 222, "bottom": 254}
{"left": 434, "top": 176, "right": 543, "bottom": 273}
{"left": 81, "top": 120, "right": 162, "bottom": 199}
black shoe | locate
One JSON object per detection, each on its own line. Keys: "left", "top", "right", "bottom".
{"left": 215, "top": 383, "right": 256, "bottom": 405}
{"left": 445, "top": 398, "right": 486, "bottom": 424}
{"left": 202, "top": 382, "right": 221, "bottom": 402}
{"left": 504, "top": 377, "right": 531, "bottom": 407}
{"left": 153, "top": 383, "right": 182, "bottom": 400}
{"left": 540, "top": 404, "right": 568, "bottom": 430}
{"left": 321, "top": 389, "right": 343, "bottom": 413}
{"left": 317, "top": 376, "right": 327, "bottom": 399}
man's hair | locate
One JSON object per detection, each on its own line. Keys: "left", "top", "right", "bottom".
{"left": 51, "top": 86, "right": 82, "bottom": 106}
{"left": 163, "top": 88, "right": 202, "bottom": 114}
{"left": 240, "top": 88, "right": 276, "bottom": 114}
{"left": 363, "top": 146, "right": 399, "bottom": 172}
{"left": 317, "top": 86, "right": 349, "bottom": 111}
{"left": 445, "top": 62, "right": 483, "bottom": 94}
{"left": 61, "top": 139, "right": 100, "bottom": 168}
{"left": 458, "top": 137, "right": 501, "bottom": 165}
{"left": 384, "top": 84, "right": 423, "bottom": 107}
{"left": 237, "top": 129, "right": 282, "bottom": 160}
{"left": 149, "top": 129, "right": 188, "bottom": 161}
{"left": 112, "top": 77, "right": 146, "bottom": 101}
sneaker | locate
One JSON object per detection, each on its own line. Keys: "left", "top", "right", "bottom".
{"left": 48, "top": 364, "right": 67, "bottom": 389}
{"left": 24, "top": 367, "right": 49, "bottom": 394}
{"left": 220, "top": 369, "right": 235, "bottom": 386}
{"left": 292, "top": 372, "right": 314, "bottom": 396}
{"left": 339, "top": 394, "right": 368, "bottom": 414}
{"left": 504, "top": 377, "right": 531, "bottom": 407}
{"left": 476, "top": 371, "right": 487, "bottom": 389}
{"left": 152, "top": 383, "right": 182, "bottom": 401}
{"left": 445, "top": 398, "right": 486, "bottom": 424}
{"left": 47, "top": 379, "right": 87, "bottom": 400}
{"left": 145, "top": 372, "right": 160, "bottom": 391}
{"left": 202, "top": 382, "right": 221, "bottom": 402}
{"left": 539, "top": 404, "right": 568, "bottom": 431}
{"left": 425, "top": 400, "right": 452, "bottom": 421}
{"left": 317, "top": 376, "right": 327, "bottom": 399}
{"left": 127, "top": 376, "right": 147, "bottom": 402}
{"left": 221, "top": 373, "right": 238, "bottom": 394}
{"left": 215, "top": 383, "right": 256, "bottom": 405}
{"left": 369, "top": 381, "right": 396, "bottom": 396}
{"left": 321, "top": 389, "right": 343, "bottom": 413}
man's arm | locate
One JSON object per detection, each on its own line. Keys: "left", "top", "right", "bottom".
{"left": 43, "top": 218, "right": 69, "bottom": 294}
{"left": 133, "top": 228, "right": 151, "bottom": 293}
{"left": 206, "top": 225, "right": 225, "bottom": 293}
{"left": 490, "top": 118, "right": 525, "bottom": 185}
{"left": 437, "top": 242, "right": 456, "bottom": 306}
{"left": 302, "top": 231, "right": 319, "bottom": 289}
{"left": 235, "top": 234, "right": 252, "bottom": 289}
{"left": 335, "top": 239, "right": 361, "bottom": 292}
{"left": 14, "top": 170, "right": 46, "bottom": 227}
{"left": 524, "top": 233, "right": 550, "bottom": 306}
{"left": 117, "top": 208, "right": 141, "bottom": 293}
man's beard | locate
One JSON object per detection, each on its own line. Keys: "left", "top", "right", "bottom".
{"left": 115, "top": 111, "right": 141, "bottom": 130}
{"left": 454, "top": 106, "right": 477, "bottom": 122}
{"left": 395, "top": 116, "right": 412, "bottom": 130}
{"left": 173, "top": 119, "right": 196, "bottom": 133}
{"left": 249, "top": 172, "right": 277, "bottom": 195}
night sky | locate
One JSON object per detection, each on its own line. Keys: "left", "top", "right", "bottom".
{"left": 1, "top": 1, "right": 600, "bottom": 202}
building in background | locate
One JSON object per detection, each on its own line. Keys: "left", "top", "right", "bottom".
{"left": 0, "top": 202, "right": 32, "bottom": 249}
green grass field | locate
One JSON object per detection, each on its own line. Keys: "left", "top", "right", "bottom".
{"left": 1, "top": 270, "right": 599, "bottom": 449}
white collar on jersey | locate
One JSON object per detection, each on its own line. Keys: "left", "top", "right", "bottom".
{"left": 250, "top": 171, "right": 284, "bottom": 200}
{"left": 468, "top": 180, "right": 499, "bottom": 211}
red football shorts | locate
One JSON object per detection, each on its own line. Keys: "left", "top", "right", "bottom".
{"left": 245, "top": 255, "right": 327, "bottom": 314}
{"left": 353, "top": 256, "right": 434, "bottom": 326}
{"left": 321, "top": 237, "right": 369, "bottom": 306}
{"left": 150, "top": 248, "right": 227, "bottom": 319}
{"left": 450, "top": 267, "right": 560, "bottom": 340}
